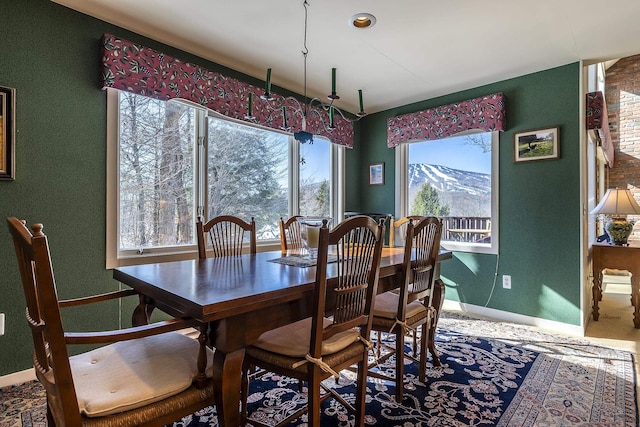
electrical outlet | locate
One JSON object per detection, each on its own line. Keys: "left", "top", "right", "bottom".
{"left": 502, "top": 275, "right": 512, "bottom": 289}
{"left": 0, "top": 313, "right": 4, "bottom": 336}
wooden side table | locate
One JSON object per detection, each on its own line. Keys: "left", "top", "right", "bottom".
{"left": 592, "top": 242, "right": 640, "bottom": 328}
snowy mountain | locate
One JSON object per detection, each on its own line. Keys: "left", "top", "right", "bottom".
{"left": 408, "top": 163, "right": 490, "bottom": 195}
{"left": 408, "top": 164, "right": 491, "bottom": 216}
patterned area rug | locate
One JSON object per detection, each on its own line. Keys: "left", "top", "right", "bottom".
{"left": 1, "top": 311, "right": 637, "bottom": 426}
{"left": 0, "top": 380, "right": 46, "bottom": 427}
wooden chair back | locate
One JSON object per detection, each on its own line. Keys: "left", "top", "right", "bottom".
{"left": 389, "top": 215, "right": 425, "bottom": 248}
{"left": 196, "top": 215, "right": 256, "bottom": 259}
{"left": 279, "top": 215, "right": 303, "bottom": 254}
{"left": 310, "top": 215, "right": 384, "bottom": 358}
{"left": 400, "top": 216, "right": 443, "bottom": 310}
{"left": 7, "top": 217, "right": 81, "bottom": 424}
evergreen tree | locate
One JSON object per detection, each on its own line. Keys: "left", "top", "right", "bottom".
{"left": 411, "top": 182, "right": 450, "bottom": 216}
{"left": 316, "top": 180, "right": 330, "bottom": 215}
{"left": 207, "top": 120, "right": 287, "bottom": 228}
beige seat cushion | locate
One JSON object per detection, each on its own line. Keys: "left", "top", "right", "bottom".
{"left": 70, "top": 331, "right": 214, "bottom": 417}
{"left": 252, "top": 317, "right": 360, "bottom": 357}
{"left": 373, "top": 291, "right": 427, "bottom": 319}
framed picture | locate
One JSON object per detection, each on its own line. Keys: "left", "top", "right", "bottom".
{"left": 0, "top": 85, "right": 16, "bottom": 180}
{"left": 514, "top": 126, "right": 559, "bottom": 163}
{"left": 369, "top": 162, "right": 384, "bottom": 185}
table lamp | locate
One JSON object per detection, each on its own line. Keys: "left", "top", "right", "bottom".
{"left": 591, "top": 188, "right": 640, "bottom": 245}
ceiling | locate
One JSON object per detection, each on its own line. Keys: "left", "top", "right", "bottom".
{"left": 53, "top": 0, "right": 640, "bottom": 114}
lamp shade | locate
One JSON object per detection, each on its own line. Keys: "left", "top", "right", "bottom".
{"left": 591, "top": 188, "right": 640, "bottom": 216}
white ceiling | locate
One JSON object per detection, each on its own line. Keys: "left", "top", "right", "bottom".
{"left": 53, "top": 0, "right": 640, "bottom": 114}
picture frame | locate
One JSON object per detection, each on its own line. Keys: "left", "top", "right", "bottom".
{"left": 514, "top": 126, "right": 559, "bottom": 163}
{"left": 369, "top": 162, "right": 384, "bottom": 185}
{"left": 0, "top": 85, "right": 16, "bottom": 180}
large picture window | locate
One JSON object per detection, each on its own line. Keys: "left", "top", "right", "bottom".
{"left": 107, "top": 89, "right": 343, "bottom": 266}
{"left": 396, "top": 131, "right": 499, "bottom": 254}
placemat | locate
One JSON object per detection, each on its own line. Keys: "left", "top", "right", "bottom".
{"left": 268, "top": 254, "right": 338, "bottom": 267}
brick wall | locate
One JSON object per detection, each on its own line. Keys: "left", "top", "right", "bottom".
{"left": 605, "top": 55, "right": 640, "bottom": 238}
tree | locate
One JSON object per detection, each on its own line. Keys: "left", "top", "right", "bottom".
{"left": 207, "top": 119, "right": 288, "bottom": 236}
{"left": 119, "top": 93, "right": 195, "bottom": 249}
{"left": 316, "top": 180, "right": 330, "bottom": 215}
{"left": 411, "top": 182, "right": 450, "bottom": 216}
{"left": 464, "top": 133, "right": 492, "bottom": 153}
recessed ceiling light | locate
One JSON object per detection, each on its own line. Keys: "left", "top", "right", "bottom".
{"left": 349, "top": 13, "right": 377, "bottom": 29}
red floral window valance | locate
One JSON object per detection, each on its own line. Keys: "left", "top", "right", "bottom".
{"left": 101, "top": 33, "right": 353, "bottom": 148}
{"left": 387, "top": 92, "right": 506, "bottom": 147}
{"left": 586, "top": 91, "right": 613, "bottom": 167}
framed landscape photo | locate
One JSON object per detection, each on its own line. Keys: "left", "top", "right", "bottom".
{"left": 369, "top": 162, "right": 384, "bottom": 185}
{"left": 514, "top": 126, "right": 559, "bottom": 163}
{"left": 0, "top": 85, "right": 16, "bottom": 180}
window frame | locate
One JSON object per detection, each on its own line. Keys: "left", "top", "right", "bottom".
{"left": 106, "top": 89, "right": 345, "bottom": 267}
{"left": 395, "top": 131, "right": 499, "bottom": 254}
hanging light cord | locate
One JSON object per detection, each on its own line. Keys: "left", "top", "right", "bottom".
{"left": 302, "top": 0, "right": 310, "bottom": 118}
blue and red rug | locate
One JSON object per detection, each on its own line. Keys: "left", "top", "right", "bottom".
{"left": 2, "top": 311, "right": 637, "bottom": 427}
{"left": 178, "top": 312, "right": 638, "bottom": 426}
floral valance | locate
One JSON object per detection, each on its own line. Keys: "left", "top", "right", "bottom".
{"left": 586, "top": 91, "right": 614, "bottom": 168}
{"left": 101, "top": 33, "right": 353, "bottom": 148}
{"left": 387, "top": 92, "right": 506, "bottom": 147}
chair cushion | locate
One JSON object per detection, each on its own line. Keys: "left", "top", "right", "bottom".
{"left": 373, "top": 291, "right": 427, "bottom": 319}
{"left": 252, "top": 317, "right": 360, "bottom": 357}
{"left": 70, "top": 331, "right": 214, "bottom": 417}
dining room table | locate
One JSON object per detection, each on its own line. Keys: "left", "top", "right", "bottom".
{"left": 113, "top": 247, "right": 452, "bottom": 427}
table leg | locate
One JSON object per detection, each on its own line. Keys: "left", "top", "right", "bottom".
{"left": 212, "top": 348, "right": 245, "bottom": 427}
{"left": 428, "top": 278, "right": 445, "bottom": 367}
{"left": 592, "top": 271, "right": 602, "bottom": 321}
{"left": 631, "top": 276, "right": 640, "bottom": 329}
{"left": 132, "top": 294, "right": 155, "bottom": 326}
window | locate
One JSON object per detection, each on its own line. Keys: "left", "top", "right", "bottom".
{"left": 396, "top": 131, "right": 499, "bottom": 254}
{"left": 300, "top": 138, "right": 332, "bottom": 217}
{"left": 205, "top": 117, "right": 290, "bottom": 240}
{"left": 116, "top": 93, "right": 196, "bottom": 251}
{"left": 107, "top": 89, "right": 343, "bottom": 266}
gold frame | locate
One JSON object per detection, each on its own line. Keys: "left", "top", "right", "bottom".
{"left": 0, "top": 85, "right": 16, "bottom": 180}
{"left": 514, "top": 126, "right": 559, "bottom": 163}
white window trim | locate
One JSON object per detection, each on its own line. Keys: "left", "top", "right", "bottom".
{"left": 395, "top": 131, "right": 499, "bottom": 255}
{"left": 106, "top": 89, "right": 345, "bottom": 268}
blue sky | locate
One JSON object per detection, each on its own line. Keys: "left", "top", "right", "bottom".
{"left": 298, "top": 133, "right": 492, "bottom": 184}
{"left": 301, "top": 137, "right": 331, "bottom": 182}
{"left": 409, "top": 134, "right": 492, "bottom": 174}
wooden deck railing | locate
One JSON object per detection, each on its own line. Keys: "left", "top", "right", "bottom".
{"left": 441, "top": 216, "right": 491, "bottom": 243}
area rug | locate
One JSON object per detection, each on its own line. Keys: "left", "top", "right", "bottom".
{"left": 1, "top": 311, "right": 637, "bottom": 426}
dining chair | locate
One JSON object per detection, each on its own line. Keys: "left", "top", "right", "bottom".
{"left": 279, "top": 215, "right": 303, "bottom": 254}
{"left": 6, "top": 217, "right": 214, "bottom": 427}
{"left": 387, "top": 215, "right": 426, "bottom": 353}
{"left": 240, "top": 215, "right": 384, "bottom": 427}
{"left": 196, "top": 215, "right": 256, "bottom": 259}
{"left": 369, "top": 216, "right": 442, "bottom": 403}
{"left": 388, "top": 215, "right": 425, "bottom": 248}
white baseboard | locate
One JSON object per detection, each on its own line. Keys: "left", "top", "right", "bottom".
{"left": 442, "top": 300, "right": 585, "bottom": 337}
{"left": 0, "top": 368, "right": 36, "bottom": 388}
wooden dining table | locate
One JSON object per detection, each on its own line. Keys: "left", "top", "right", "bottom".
{"left": 113, "top": 247, "right": 452, "bottom": 427}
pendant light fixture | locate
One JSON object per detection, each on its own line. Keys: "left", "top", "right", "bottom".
{"left": 245, "top": 0, "right": 368, "bottom": 144}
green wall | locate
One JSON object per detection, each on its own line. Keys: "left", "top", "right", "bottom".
{"left": 0, "top": 0, "right": 581, "bottom": 377}
{"left": 0, "top": 0, "right": 292, "bottom": 376}
{"left": 347, "top": 63, "right": 582, "bottom": 326}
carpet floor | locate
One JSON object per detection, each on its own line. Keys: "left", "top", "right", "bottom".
{"left": 1, "top": 311, "right": 637, "bottom": 426}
